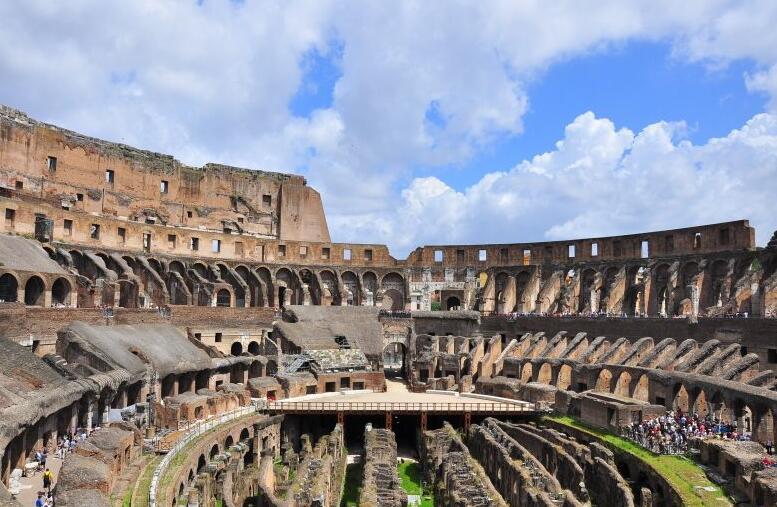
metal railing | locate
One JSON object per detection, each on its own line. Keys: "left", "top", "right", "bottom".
{"left": 148, "top": 404, "right": 258, "bottom": 506}
{"left": 265, "top": 400, "right": 533, "bottom": 413}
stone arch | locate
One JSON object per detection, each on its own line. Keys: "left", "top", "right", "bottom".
{"left": 319, "top": 269, "right": 340, "bottom": 306}
{"left": 623, "top": 266, "right": 645, "bottom": 316}
{"left": 557, "top": 364, "right": 573, "bottom": 390}
{"left": 341, "top": 271, "right": 359, "bottom": 305}
{"left": 708, "top": 259, "right": 729, "bottom": 308}
{"left": 445, "top": 295, "right": 461, "bottom": 310}
{"left": 192, "top": 262, "right": 210, "bottom": 280}
{"left": 24, "top": 275, "right": 45, "bottom": 306}
{"left": 276, "top": 268, "right": 301, "bottom": 306}
{"left": 494, "top": 272, "right": 511, "bottom": 314}
{"left": 247, "top": 341, "right": 260, "bottom": 355}
{"left": 216, "top": 289, "right": 231, "bottom": 307}
{"left": 299, "top": 269, "right": 321, "bottom": 305}
{"left": 239, "top": 428, "right": 250, "bottom": 441}
{"left": 225, "top": 435, "right": 234, "bottom": 449}
{"left": 236, "top": 265, "right": 262, "bottom": 307}
{"left": 362, "top": 271, "right": 378, "bottom": 305}
{"left": 381, "top": 272, "right": 405, "bottom": 311}
{"left": 380, "top": 275, "right": 403, "bottom": 311}
{"left": 51, "top": 277, "right": 71, "bottom": 306}
{"left": 631, "top": 374, "right": 649, "bottom": 402}
{"left": 600, "top": 266, "right": 620, "bottom": 314}
{"left": 651, "top": 263, "right": 671, "bottom": 316}
{"left": 209, "top": 443, "right": 219, "bottom": 459}
{"left": 197, "top": 454, "right": 207, "bottom": 473}
{"left": 256, "top": 267, "right": 274, "bottom": 307}
{"left": 614, "top": 371, "right": 631, "bottom": 397}
{"left": 693, "top": 389, "right": 711, "bottom": 417}
{"left": 230, "top": 341, "right": 243, "bottom": 356}
{"left": 595, "top": 369, "right": 613, "bottom": 392}
{"left": 0, "top": 272, "right": 19, "bottom": 302}
{"left": 520, "top": 363, "right": 533, "bottom": 383}
{"left": 536, "top": 363, "right": 552, "bottom": 384}
{"left": 673, "top": 384, "right": 690, "bottom": 413}
{"left": 515, "top": 270, "right": 532, "bottom": 313}
{"left": 578, "top": 268, "right": 597, "bottom": 313}
{"left": 266, "top": 359, "right": 278, "bottom": 376}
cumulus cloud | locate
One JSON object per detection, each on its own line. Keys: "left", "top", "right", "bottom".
{"left": 2, "top": 1, "right": 777, "bottom": 255}
{"left": 390, "top": 112, "right": 777, "bottom": 254}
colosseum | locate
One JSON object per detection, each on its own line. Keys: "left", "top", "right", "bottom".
{"left": 0, "top": 104, "right": 776, "bottom": 507}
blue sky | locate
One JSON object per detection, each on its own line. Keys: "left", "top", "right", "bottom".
{"left": 1, "top": 1, "right": 776, "bottom": 256}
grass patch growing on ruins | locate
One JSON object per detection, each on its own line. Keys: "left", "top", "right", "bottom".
{"left": 545, "top": 416, "right": 732, "bottom": 507}
{"left": 340, "top": 460, "right": 363, "bottom": 506}
{"left": 397, "top": 460, "right": 433, "bottom": 507}
{"left": 131, "top": 455, "right": 162, "bottom": 507}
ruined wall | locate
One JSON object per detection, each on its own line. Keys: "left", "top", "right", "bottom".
{"left": 423, "top": 422, "right": 508, "bottom": 507}
{"left": 359, "top": 428, "right": 407, "bottom": 507}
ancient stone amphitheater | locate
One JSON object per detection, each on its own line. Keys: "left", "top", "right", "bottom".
{"left": 1, "top": 105, "right": 776, "bottom": 506}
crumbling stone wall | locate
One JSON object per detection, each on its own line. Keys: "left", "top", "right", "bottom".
{"left": 359, "top": 428, "right": 407, "bottom": 507}
{"left": 285, "top": 424, "right": 345, "bottom": 507}
{"left": 423, "top": 422, "right": 507, "bottom": 507}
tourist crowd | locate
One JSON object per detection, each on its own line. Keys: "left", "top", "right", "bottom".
{"left": 624, "top": 411, "right": 750, "bottom": 455}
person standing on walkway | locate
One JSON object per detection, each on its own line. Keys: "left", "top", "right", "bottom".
{"left": 42, "top": 468, "right": 53, "bottom": 494}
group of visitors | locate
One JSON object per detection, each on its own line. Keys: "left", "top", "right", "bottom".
{"left": 27, "top": 428, "right": 94, "bottom": 506}
{"left": 624, "top": 411, "right": 749, "bottom": 455}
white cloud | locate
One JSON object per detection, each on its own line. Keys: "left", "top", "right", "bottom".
{"left": 2, "top": 1, "right": 777, "bottom": 256}
{"left": 391, "top": 111, "right": 777, "bottom": 253}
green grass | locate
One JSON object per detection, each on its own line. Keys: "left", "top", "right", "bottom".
{"left": 130, "top": 456, "right": 161, "bottom": 507}
{"left": 545, "top": 416, "right": 732, "bottom": 507}
{"left": 397, "top": 461, "right": 433, "bottom": 507}
{"left": 340, "top": 461, "right": 363, "bottom": 506}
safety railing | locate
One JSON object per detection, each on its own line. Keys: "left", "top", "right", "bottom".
{"left": 265, "top": 401, "right": 533, "bottom": 413}
{"left": 148, "top": 404, "right": 258, "bottom": 506}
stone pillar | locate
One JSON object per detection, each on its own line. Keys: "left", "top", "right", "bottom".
{"left": 86, "top": 398, "right": 95, "bottom": 432}
{"left": 44, "top": 289, "right": 52, "bottom": 308}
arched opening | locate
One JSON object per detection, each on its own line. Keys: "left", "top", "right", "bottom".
{"left": 614, "top": 371, "right": 632, "bottom": 398}
{"left": 225, "top": 435, "right": 234, "bottom": 449}
{"left": 239, "top": 428, "right": 250, "bottom": 441}
{"left": 24, "top": 276, "right": 45, "bottom": 306}
{"left": 692, "top": 389, "right": 710, "bottom": 417}
{"left": 381, "top": 273, "right": 405, "bottom": 311}
{"left": 247, "top": 341, "right": 260, "bottom": 355}
{"left": 231, "top": 341, "right": 243, "bottom": 356}
{"left": 341, "top": 271, "right": 359, "bottom": 306}
{"left": 536, "top": 363, "right": 552, "bottom": 384}
{"left": 557, "top": 364, "right": 573, "bottom": 390}
{"left": 383, "top": 342, "right": 407, "bottom": 379}
{"left": 362, "top": 272, "right": 378, "bottom": 305}
{"left": 0, "top": 273, "right": 18, "bottom": 302}
{"left": 266, "top": 360, "right": 278, "bottom": 376}
{"left": 632, "top": 374, "right": 649, "bottom": 402}
{"left": 595, "top": 369, "right": 613, "bottom": 392}
{"left": 209, "top": 444, "right": 219, "bottom": 459}
{"left": 319, "top": 270, "right": 340, "bottom": 306}
{"left": 216, "top": 289, "right": 231, "bottom": 307}
{"left": 578, "top": 269, "right": 597, "bottom": 313}
{"left": 249, "top": 361, "right": 262, "bottom": 378}
{"left": 445, "top": 296, "right": 461, "bottom": 310}
{"left": 520, "top": 363, "right": 533, "bottom": 383}
{"left": 673, "top": 384, "right": 690, "bottom": 413}
{"left": 197, "top": 454, "right": 207, "bottom": 473}
{"left": 494, "top": 272, "right": 510, "bottom": 314}
{"left": 51, "top": 278, "right": 71, "bottom": 306}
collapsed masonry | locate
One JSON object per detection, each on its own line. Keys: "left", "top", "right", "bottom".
{"left": 422, "top": 422, "right": 507, "bottom": 507}
{"left": 359, "top": 428, "right": 407, "bottom": 507}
